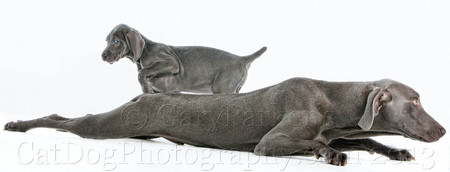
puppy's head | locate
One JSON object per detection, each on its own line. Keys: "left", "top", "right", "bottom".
{"left": 101, "top": 24, "right": 145, "bottom": 64}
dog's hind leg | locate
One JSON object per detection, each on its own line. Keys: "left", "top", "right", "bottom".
{"left": 4, "top": 112, "right": 138, "bottom": 139}
{"left": 4, "top": 96, "right": 156, "bottom": 139}
{"left": 211, "top": 69, "right": 245, "bottom": 94}
{"left": 130, "top": 136, "right": 184, "bottom": 145}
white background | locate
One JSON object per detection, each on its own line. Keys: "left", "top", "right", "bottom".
{"left": 0, "top": 0, "right": 449, "bottom": 171}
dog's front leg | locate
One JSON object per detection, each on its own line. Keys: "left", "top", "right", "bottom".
{"left": 138, "top": 68, "right": 155, "bottom": 93}
{"left": 254, "top": 117, "right": 348, "bottom": 166}
{"left": 328, "top": 138, "right": 415, "bottom": 161}
{"left": 136, "top": 62, "right": 143, "bottom": 71}
{"left": 254, "top": 132, "right": 347, "bottom": 166}
{"left": 138, "top": 62, "right": 179, "bottom": 93}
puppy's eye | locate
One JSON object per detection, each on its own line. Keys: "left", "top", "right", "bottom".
{"left": 413, "top": 99, "right": 420, "bottom": 107}
{"left": 114, "top": 40, "right": 120, "bottom": 44}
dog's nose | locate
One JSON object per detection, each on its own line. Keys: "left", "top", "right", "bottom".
{"left": 102, "top": 52, "right": 109, "bottom": 60}
{"left": 440, "top": 128, "right": 446, "bottom": 136}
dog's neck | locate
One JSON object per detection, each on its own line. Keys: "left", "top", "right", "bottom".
{"left": 323, "top": 82, "right": 376, "bottom": 128}
{"left": 138, "top": 38, "right": 158, "bottom": 58}
{"left": 319, "top": 81, "right": 399, "bottom": 142}
{"left": 142, "top": 35, "right": 156, "bottom": 49}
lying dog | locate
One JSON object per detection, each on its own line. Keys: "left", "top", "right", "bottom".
{"left": 4, "top": 77, "right": 446, "bottom": 166}
{"left": 101, "top": 24, "right": 267, "bottom": 94}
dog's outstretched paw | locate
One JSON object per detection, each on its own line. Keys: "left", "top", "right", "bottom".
{"left": 4, "top": 121, "right": 26, "bottom": 132}
{"left": 388, "top": 149, "right": 415, "bottom": 161}
{"left": 315, "top": 148, "right": 347, "bottom": 166}
{"left": 325, "top": 151, "right": 347, "bottom": 166}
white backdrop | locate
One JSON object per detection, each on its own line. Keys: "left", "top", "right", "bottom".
{"left": 0, "top": 0, "right": 449, "bottom": 171}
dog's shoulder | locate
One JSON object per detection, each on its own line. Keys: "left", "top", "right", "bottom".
{"left": 280, "top": 77, "right": 321, "bottom": 88}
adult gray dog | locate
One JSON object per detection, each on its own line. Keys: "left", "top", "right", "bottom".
{"left": 4, "top": 77, "right": 446, "bottom": 166}
{"left": 101, "top": 24, "right": 267, "bottom": 94}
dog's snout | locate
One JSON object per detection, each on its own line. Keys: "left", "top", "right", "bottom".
{"left": 440, "top": 127, "right": 446, "bottom": 136}
{"left": 422, "top": 126, "right": 446, "bottom": 142}
{"left": 102, "top": 51, "right": 111, "bottom": 60}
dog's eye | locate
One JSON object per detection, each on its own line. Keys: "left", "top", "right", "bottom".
{"left": 413, "top": 99, "right": 420, "bottom": 107}
{"left": 114, "top": 40, "right": 120, "bottom": 44}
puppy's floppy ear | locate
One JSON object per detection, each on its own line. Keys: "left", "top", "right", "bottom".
{"left": 125, "top": 29, "right": 145, "bottom": 63}
{"left": 358, "top": 88, "right": 392, "bottom": 131}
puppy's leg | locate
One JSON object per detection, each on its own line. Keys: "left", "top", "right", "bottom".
{"left": 138, "top": 59, "right": 179, "bottom": 93}
{"left": 254, "top": 117, "right": 347, "bottom": 166}
{"left": 328, "top": 138, "right": 415, "bottom": 161}
{"left": 138, "top": 68, "right": 155, "bottom": 93}
{"left": 211, "top": 70, "right": 244, "bottom": 94}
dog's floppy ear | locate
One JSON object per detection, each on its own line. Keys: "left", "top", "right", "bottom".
{"left": 125, "top": 30, "right": 145, "bottom": 63}
{"left": 358, "top": 88, "right": 392, "bottom": 131}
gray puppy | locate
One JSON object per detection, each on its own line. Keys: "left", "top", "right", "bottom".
{"left": 101, "top": 24, "right": 267, "bottom": 94}
{"left": 4, "top": 77, "right": 446, "bottom": 166}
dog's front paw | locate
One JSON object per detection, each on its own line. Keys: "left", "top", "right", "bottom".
{"left": 4, "top": 121, "right": 26, "bottom": 132}
{"left": 388, "top": 149, "right": 415, "bottom": 161}
{"left": 316, "top": 148, "right": 347, "bottom": 166}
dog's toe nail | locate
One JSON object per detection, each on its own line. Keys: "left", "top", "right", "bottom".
{"left": 4, "top": 122, "right": 14, "bottom": 130}
{"left": 314, "top": 153, "right": 320, "bottom": 159}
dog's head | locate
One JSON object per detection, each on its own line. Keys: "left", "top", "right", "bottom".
{"left": 101, "top": 24, "right": 145, "bottom": 64}
{"left": 358, "top": 79, "right": 446, "bottom": 142}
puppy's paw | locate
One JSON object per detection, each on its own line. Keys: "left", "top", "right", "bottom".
{"left": 142, "top": 87, "right": 155, "bottom": 94}
{"left": 388, "top": 149, "right": 415, "bottom": 161}
{"left": 4, "top": 121, "right": 27, "bottom": 132}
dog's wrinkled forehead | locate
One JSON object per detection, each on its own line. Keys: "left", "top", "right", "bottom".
{"left": 379, "top": 79, "right": 419, "bottom": 98}
{"left": 106, "top": 24, "right": 133, "bottom": 41}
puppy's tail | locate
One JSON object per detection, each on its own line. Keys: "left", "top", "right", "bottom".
{"left": 241, "top": 46, "right": 267, "bottom": 64}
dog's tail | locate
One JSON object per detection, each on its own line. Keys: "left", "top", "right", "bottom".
{"left": 241, "top": 46, "right": 267, "bottom": 64}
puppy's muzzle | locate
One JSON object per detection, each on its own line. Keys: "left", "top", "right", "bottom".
{"left": 102, "top": 51, "right": 113, "bottom": 62}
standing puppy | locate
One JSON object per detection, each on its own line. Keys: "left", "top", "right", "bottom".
{"left": 101, "top": 24, "right": 267, "bottom": 94}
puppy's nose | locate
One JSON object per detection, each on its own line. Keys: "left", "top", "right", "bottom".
{"left": 101, "top": 52, "right": 109, "bottom": 60}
